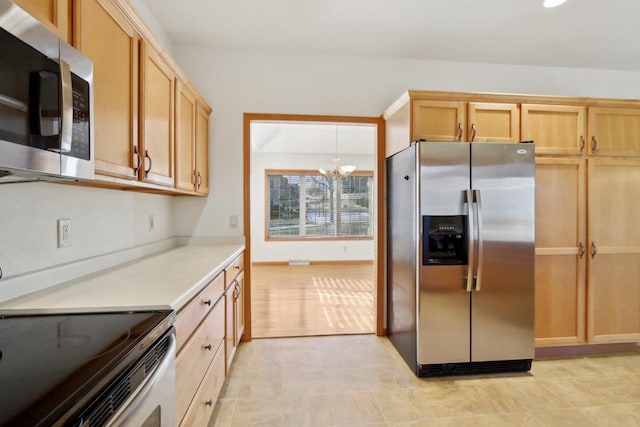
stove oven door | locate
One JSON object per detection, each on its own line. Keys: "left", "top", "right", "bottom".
{"left": 108, "top": 333, "right": 176, "bottom": 426}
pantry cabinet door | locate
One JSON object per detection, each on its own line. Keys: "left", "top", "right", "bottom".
{"left": 521, "top": 104, "right": 586, "bottom": 155}
{"left": 587, "top": 158, "right": 640, "bottom": 343}
{"left": 468, "top": 102, "right": 520, "bottom": 143}
{"left": 534, "top": 158, "right": 586, "bottom": 346}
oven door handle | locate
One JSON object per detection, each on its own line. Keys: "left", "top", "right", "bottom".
{"left": 107, "top": 333, "right": 176, "bottom": 426}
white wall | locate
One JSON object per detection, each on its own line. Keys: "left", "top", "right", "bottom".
{"left": 251, "top": 152, "right": 375, "bottom": 262}
{"left": 172, "top": 45, "right": 640, "bottom": 239}
{"left": 0, "top": 183, "right": 173, "bottom": 279}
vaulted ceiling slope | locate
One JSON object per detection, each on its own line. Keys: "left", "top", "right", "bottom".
{"left": 140, "top": 0, "right": 640, "bottom": 72}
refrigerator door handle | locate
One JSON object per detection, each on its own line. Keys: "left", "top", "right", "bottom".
{"left": 474, "top": 189, "right": 484, "bottom": 291}
{"left": 465, "top": 189, "right": 475, "bottom": 292}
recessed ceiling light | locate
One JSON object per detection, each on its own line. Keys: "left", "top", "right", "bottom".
{"left": 543, "top": 0, "right": 568, "bottom": 7}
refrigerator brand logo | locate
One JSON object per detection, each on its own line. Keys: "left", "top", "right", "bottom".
{"left": 516, "top": 149, "right": 528, "bottom": 154}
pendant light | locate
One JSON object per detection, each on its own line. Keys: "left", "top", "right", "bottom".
{"left": 319, "top": 126, "right": 357, "bottom": 178}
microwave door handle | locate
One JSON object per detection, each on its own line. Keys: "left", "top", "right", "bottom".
{"left": 465, "top": 189, "right": 475, "bottom": 292}
{"left": 474, "top": 189, "right": 484, "bottom": 291}
{"left": 59, "top": 59, "right": 73, "bottom": 153}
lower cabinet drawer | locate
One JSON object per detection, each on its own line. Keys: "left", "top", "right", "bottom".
{"left": 175, "top": 298, "right": 225, "bottom": 422}
{"left": 174, "top": 273, "right": 225, "bottom": 351}
{"left": 179, "top": 344, "right": 226, "bottom": 427}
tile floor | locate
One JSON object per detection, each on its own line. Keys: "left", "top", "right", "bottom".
{"left": 208, "top": 335, "right": 640, "bottom": 426}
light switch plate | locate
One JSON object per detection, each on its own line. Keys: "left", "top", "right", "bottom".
{"left": 57, "top": 219, "right": 72, "bottom": 248}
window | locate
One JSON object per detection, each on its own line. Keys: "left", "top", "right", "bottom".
{"left": 267, "top": 170, "right": 373, "bottom": 239}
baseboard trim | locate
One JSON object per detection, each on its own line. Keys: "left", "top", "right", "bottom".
{"left": 252, "top": 260, "right": 374, "bottom": 266}
{"left": 535, "top": 342, "right": 639, "bottom": 358}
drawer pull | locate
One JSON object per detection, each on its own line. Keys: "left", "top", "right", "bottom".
{"left": 203, "top": 344, "right": 212, "bottom": 351}
{"left": 203, "top": 299, "right": 212, "bottom": 306}
{"left": 205, "top": 399, "right": 213, "bottom": 407}
{"left": 234, "top": 265, "right": 240, "bottom": 270}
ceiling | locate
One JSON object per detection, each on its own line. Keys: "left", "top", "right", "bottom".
{"left": 140, "top": 0, "right": 640, "bottom": 72}
{"left": 251, "top": 123, "right": 376, "bottom": 155}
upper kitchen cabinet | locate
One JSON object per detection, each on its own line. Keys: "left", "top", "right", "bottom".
{"left": 467, "top": 102, "right": 520, "bottom": 143}
{"left": 587, "top": 158, "right": 640, "bottom": 344}
{"left": 140, "top": 39, "right": 175, "bottom": 187}
{"left": 384, "top": 92, "right": 521, "bottom": 157}
{"left": 521, "top": 104, "right": 586, "bottom": 156}
{"left": 175, "top": 81, "right": 211, "bottom": 195}
{"left": 13, "top": 0, "right": 71, "bottom": 42}
{"left": 195, "top": 101, "right": 211, "bottom": 195}
{"left": 175, "top": 80, "right": 197, "bottom": 192}
{"left": 73, "top": 0, "right": 140, "bottom": 181}
{"left": 412, "top": 100, "right": 466, "bottom": 142}
{"left": 588, "top": 107, "right": 640, "bottom": 157}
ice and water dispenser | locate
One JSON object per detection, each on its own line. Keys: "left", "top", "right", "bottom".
{"left": 422, "top": 215, "right": 467, "bottom": 265}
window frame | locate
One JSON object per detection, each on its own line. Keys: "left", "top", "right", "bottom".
{"left": 264, "top": 168, "right": 374, "bottom": 241}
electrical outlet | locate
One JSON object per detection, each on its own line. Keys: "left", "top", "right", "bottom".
{"left": 229, "top": 215, "right": 239, "bottom": 229}
{"left": 148, "top": 215, "right": 155, "bottom": 231}
{"left": 57, "top": 219, "right": 72, "bottom": 248}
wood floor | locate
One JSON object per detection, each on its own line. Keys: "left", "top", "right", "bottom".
{"left": 250, "top": 263, "right": 375, "bottom": 338}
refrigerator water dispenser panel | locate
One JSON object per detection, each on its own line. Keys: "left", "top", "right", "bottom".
{"left": 423, "top": 215, "right": 467, "bottom": 265}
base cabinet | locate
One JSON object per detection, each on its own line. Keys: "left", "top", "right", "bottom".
{"left": 224, "top": 255, "right": 245, "bottom": 371}
{"left": 174, "top": 251, "right": 245, "bottom": 425}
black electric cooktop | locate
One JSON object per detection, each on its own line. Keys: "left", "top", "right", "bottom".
{"left": 0, "top": 310, "right": 174, "bottom": 427}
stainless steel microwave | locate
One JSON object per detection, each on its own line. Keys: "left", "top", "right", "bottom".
{"left": 0, "top": 2, "right": 93, "bottom": 183}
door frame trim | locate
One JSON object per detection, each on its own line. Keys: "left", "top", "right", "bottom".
{"left": 243, "top": 113, "right": 386, "bottom": 340}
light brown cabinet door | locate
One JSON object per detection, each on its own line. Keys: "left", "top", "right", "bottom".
{"left": 521, "top": 104, "right": 586, "bottom": 155}
{"left": 468, "top": 102, "right": 520, "bottom": 143}
{"left": 195, "top": 102, "right": 211, "bottom": 195}
{"left": 140, "top": 40, "right": 175, "bottom": 187}
{"left": 534, "top": 158, "right": 586, "bottom": 346}
{"left": 224, "top": 285, "right": 236, "bottom": 372}
{"left": 587, "top": 158, "right": 640, "bottom": 343}
{"left": 175, "top": 80, "right": 196, "bottom": 191}
{"left": 411, "top": 100, "right": 466, "bottom": 142}
{"left": 73, "top": 0, "right": 139, "bottom": 180}
{"left": 588, "top": 107, "right": 640, "bottom": 156}
{"left": 13, "top": 0, "right": 70, "bottom": 42}
{"left": 235, "top": 272, "right": 245, "bottom": 344}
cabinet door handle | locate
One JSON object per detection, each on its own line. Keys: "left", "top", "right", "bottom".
{"left": 591, "top": 241, "right": 598, "bottom": 258}
{"left": 203, "top": 298, "right": 212, "bottom": 306}
{"left": 144, "top": 150, "right": 152, "bottom": 176}
{"left": 197, "top": 171, "right": 203, "bottom": 188}
{"left": 133, "top": 146, "right": 143, "bottom": 174}
{"left": 457, "top": 123, "right": 463, "bottom": 142}
{"left": 203, "top": 344, "right": 212, "bottom": 351}
{"left": 591, "top": 136, "right": 597, "bottom": 152}
{"left": 579, "top": 136, "right": 585, "bottom": 153}
{"left": 470, "top": 123, "right": 476, "bottom": 142}
{"left": 578, "top": 242, "right": 585, "bottom": 259}
{"left": 205, "top": 399, "right": 213, "bottom": 407}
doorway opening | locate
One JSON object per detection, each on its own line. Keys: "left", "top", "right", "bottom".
{"left": 243, "top": 114, "right": 384, "bottom": 339}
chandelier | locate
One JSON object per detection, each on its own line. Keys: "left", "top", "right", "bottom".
{"left": 318, "top": 126, "right": 357, "bottom": 178}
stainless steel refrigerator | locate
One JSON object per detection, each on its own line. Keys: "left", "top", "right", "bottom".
{"left": 387, "top": 140, "right": 535, "bottom": 377}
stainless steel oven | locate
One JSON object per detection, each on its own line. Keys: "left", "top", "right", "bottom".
{"left": 0, "top": 310, "right": 176, "bottom": 427}
{"left": 0, "top": 1, "right": 94, "bottom": 183}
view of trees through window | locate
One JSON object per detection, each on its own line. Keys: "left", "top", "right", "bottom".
{"left": 267, "top": 171, "right": 373, "bottom": 239}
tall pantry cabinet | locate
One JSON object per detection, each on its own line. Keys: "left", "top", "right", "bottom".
{"left": 384, "top": 91, "right": 640, "bottom": 349}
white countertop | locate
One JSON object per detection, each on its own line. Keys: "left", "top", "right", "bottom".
{"left": 0, "top": 242, "right": 244, "bottom": 314}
